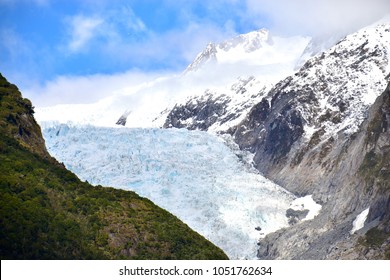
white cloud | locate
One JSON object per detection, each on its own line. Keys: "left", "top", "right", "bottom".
{"left": 64, "top": 6, "right": 149, "bottom": 54}
{"left": 66, "top": 15, "right": 103, "bottom": 52}
{"left": 116, "top": 6, "right": 147, "bottom": 33}
{"left": 24, "top": 6, "right": 243, "bottom": 106}
{"left": 22, "top": 70, "right": 166, "bottom": 106}
{"left": 0, "top": 28, "right": 28, "bottom": 58}
{"left": 244, "top": 0, "right": 390, "bottom": 38}
{"left": 126, "top": 22, "right": 235, "bottom": 66}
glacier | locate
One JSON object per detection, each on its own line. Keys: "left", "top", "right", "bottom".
{"left": 42, "top": 124, "right": 299, "bottom": 259}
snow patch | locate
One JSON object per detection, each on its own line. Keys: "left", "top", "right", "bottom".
{"left": 289, "top": 195, "right": 322, "bottom": 221}
{"left": 350, "top": 208, "right": 370, "bottom": 234}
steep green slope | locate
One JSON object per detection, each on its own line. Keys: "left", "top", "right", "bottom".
{"left": 0, "top": 73, "right": 228, "bottom": 260}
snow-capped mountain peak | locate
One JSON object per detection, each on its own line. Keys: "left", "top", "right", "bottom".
{"left": 184, "top": 42, "right": 218, "bottom": 73}
{"left": 286, "top": 22, "right": 390, "bottom": 137}
{"left": 218, "top": 28, "right": 271, "bottom": 52}
{"left": 184, "top": 28, "right": 276, "bottom": 73}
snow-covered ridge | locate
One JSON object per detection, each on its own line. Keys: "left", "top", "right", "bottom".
{"left": 220, "top": 28, "right": 270, "bottom": 53}
{"left": 184, "top": 29, "right": 271, "bottom": 73}
{"left": 285, "top": 22, "right": 390, "bottom": 141}
{"left": 162, "top": 76, "right": 273, "bottom": 132}
{"left": 160, "top": 30, "right": 311, "bottom": 132}
{"left": 42, "top": 124, "right": 301, "bottom": 259}
{"left": 185, "top": 28, "right": 309, "bottom": 73}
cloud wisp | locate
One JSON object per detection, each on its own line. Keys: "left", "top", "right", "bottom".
{"left": 245, "top": 0, "right": 390, "bottom": 38}
{"left": 23, "top": 70, "right": 165, "bottom": 107}
{"left": 66, "top": 15, "right": 103, "bottom": 53}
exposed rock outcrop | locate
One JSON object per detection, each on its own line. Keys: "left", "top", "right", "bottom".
{"left": 163, "top": 76, "right": 270, "bottom": 132}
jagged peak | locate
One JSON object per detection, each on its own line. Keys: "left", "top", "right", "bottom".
{"left": 184, "top": 42, "right": 217, "bottom": 74}
{"left": 218, "top": 28, "right": 271, "bottom": 52}
{"left": 184, "top": 28, "right": 272, "bottom": 74}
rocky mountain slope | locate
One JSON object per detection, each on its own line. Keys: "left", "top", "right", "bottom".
{"left": 233, "top": 22, "right": 390, "bottom": 190}
{"left": 162, "top": 76, "right": 271, "bottom": 132}
{"left": 0, "top": 73, "right": 228, "bottom": 260}
{"left": 257, "top": 82, "right": 390, "bottom": 259}
{"left": 163, "top": 22, "right": 390, "bottom": 259}
{"left": 161, "top": 30, "right": 311, "bottom": 133}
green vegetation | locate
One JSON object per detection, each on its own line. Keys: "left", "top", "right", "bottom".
{"left": 0, "top": 73, "right": 228, "bottom": 260}
{"left": 0, "top": 74, "right": 48, "bottom": 158}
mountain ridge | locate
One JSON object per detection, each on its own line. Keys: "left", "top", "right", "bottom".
{"left": 184, "top": 28, "right": 271, "bottom": 73}
{"left": 257, "top": 82, "right": 390, "bottom": 259}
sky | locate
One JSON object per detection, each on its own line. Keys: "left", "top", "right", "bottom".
{"left": 1, "top": 0, "right": 390, "bottom": 106}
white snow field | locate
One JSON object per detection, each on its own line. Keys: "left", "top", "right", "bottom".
{"left": 289, "top": 195, "right": 322, "bottom": 221}
{"left": 42, "top": 124, "right": 297, "bottom": 259}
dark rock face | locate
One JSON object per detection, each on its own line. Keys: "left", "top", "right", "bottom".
{"left": 162, "top": 76, "right": 269, "bottom": 133}
{"left": 233, "top": 88, "right": 305, "bottom": 167}
{"left": 230, "top": 98, "right": 270, "bottom": 151}
{"left": 163, "top": 93, "right": 230, "bottom": 131}
{"left": 264, "top": 108, "right": 304, "bottom": 163}
{"left": 248, "top": 98, "right": 270, "bottom": 126}
{"left": 361, "top": 83, "right": 390, "bottom": 230}
{"left": 116, "top": 110, "right": 131, "bottom": 126}
{"left": 286, "top": 208, "right": 309, "bottom": 225}
{"left": 116, "top": 116, "right": 127, "bottom": 126}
